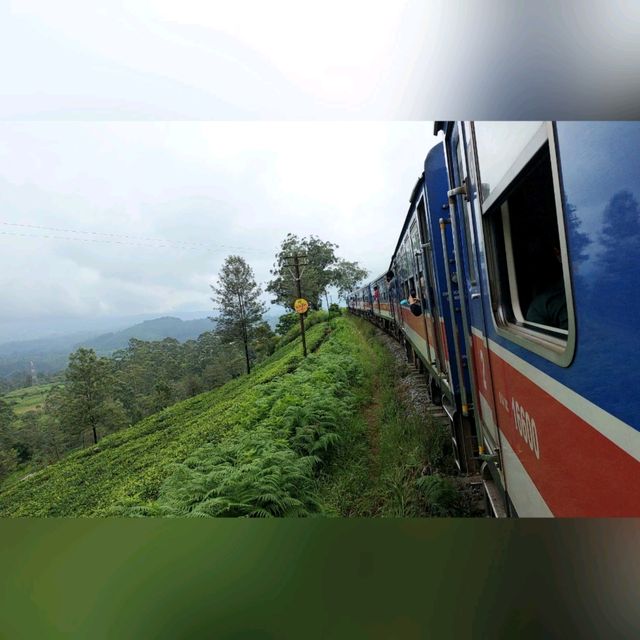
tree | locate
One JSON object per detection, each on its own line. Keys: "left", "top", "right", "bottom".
{"left": 251, "top": 321, "right": 277, "bottom": 360}
{"left": 210, "top": 255, "right": 267, "bottom": 375}
{"left": 267, "top": 233, "right": 368, "bottom": 310}
{"left": 57, "top": 348, "right": 115, "bottom": 445}
{"left": 0, "top": 398, "right": 18, "bottom": 480}
{"left": 330, "top": 258, "right": 369, "bottom": 302}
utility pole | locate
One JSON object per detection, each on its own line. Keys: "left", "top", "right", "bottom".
{"left": 284, "top": 254, "right": 309, "bottom": 357}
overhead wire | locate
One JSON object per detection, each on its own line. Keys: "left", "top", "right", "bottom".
{"left": 0, "top": 221, "right": 273, "bottom": 255}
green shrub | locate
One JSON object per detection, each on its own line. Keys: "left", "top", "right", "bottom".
{"left": 416, "top": 474, "right": 462, "bottom": 516}
{"left": 120, "top": 429, "right": 322, "bottom": 518}
{"left": 328, "top": 303, "right": 341, "bottom": 318}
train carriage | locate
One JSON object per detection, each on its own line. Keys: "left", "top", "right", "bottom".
{"left": 439, "top": 121, "right": 640, "bottom": 517}
{"left": 349, "top": 121, "right": 640, "bottom": 517}
{"left": 387, "top": 147, "right": 479, "bottom": 471}
{"left": 370, "top": 273, "right": 394, "bottom": 332}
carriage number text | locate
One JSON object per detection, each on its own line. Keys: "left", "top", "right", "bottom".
{"left": 511, "top": 398, "right": 540, "bottom": 460}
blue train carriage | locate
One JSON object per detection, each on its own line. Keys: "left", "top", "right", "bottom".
{"left": 420, "top": 142, "right": 480, "bottom": 472}
{"left": 437, "top": 121, "right": 640, "bottom": 516}
{"left": 387, "top": 183, "right": 436, "bottom": 368}
{"left": 363, "top": 283, "right": 373, "bottom": 316}
{"left": 386, "top": 148, "right": 480, "bottom": 473}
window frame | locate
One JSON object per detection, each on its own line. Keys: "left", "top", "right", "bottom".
{"left": 475, "top": 121, "right": 576, "bottom": 367}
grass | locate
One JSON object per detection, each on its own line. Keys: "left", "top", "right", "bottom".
{"left": 316, "top": 318, "right": 463, "bottom": 517}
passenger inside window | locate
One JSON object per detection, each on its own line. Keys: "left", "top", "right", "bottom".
{"left": 523, "top": 237, "right": 567, "bottom": 330}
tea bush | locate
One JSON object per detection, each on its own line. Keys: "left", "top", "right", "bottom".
{"left": 0, "top": 317, "right": 369, "bottom": 517}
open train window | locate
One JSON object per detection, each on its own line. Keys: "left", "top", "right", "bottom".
{"left": 475, "top": 122, "right": 575, "bottom": 366}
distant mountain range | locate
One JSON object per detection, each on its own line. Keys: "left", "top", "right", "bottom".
{"left": 0, "top": 312, "right": 283, "bottom": 381}
{"left": 79, "top": 316, "right": 214, "bottom": 353}
{"left": 0, "top": 316, "right": 214, "bottom": 380}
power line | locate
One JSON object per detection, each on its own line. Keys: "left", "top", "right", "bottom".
{"left": 0, "top": 223, "right": 273, "bottom": 255}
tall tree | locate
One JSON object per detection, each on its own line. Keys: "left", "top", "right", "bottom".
{"left": 210, "top": 255, "right": 267, "bottom": 375}
{"left": 56, "top": 348, "right": 117, "bottom": 445}
{"left": 267, "top": 233, "right": 368, "bottom": 310}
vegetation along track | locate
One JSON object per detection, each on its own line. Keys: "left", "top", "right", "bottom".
{"left": 0, "top": 314, "right": 482, "bottom": 517}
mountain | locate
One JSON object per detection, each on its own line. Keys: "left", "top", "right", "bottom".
{"left": 78, "top": 317, "right": 214, "bottom": 353}
{"left": 0, "top": 316, "right": 214, "bottom": 381}
{"left": 0, "top": 310, "right": 214, "bottom": 344}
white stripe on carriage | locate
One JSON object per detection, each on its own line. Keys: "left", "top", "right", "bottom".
{"left": 500, "top": 432, "right": 554, "bottom": 517}
{"left": 403, "top": 322, "right": 436, "bottom": 364}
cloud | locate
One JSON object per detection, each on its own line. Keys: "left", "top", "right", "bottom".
{"left": 0, "top": 122, "right": 435, "bottom": 332}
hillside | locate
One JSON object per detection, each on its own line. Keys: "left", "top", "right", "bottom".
{"left": 0, "top": 315, "right": 468, "bottom": 517}
{"left": 2, "top": 382, "right": 57, "bottom": 416}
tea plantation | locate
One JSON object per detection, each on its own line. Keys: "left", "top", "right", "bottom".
{"left": 0, "top": 316, "right": 370, "bottom": 516}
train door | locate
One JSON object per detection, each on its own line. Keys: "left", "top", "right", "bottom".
{"left": 415, "top": 196, "right": 448, "bottom": 385}
{"left": 403, "top": 217, "right": 435, "bottom": 370}
{"left": 389, "top": 260, "right": 403, "bottom": 331}
{"left": 444, "top": 122, "right": 508, "bottom": 512}
{"left": 372, "top": 281, "right": 381, "bottom": 318}
{"left": 422, "top": 142, "right": 478, "bottom": 472}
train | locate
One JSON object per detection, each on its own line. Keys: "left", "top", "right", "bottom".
{"left": 348, "top": 121, "right": 640, "bottom": 517}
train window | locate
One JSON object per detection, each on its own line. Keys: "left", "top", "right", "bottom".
{"left": 473, "top": 122, "right": 544, "bottom": 203}
{"left": 475, "top": 122, "right": 575, "bottom": 366}
{"left": 410, "top": 221, "right": 421, "bottom": 256}
{"left": 403, "top": 236, "right": 412, "bottom": 277}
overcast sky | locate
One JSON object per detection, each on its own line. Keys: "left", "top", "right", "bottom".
{"left": 0, "top": 122, "right": 436, "bottom": 336}
{"left": 2, "top": 1, "right": 639, "bottom": 342}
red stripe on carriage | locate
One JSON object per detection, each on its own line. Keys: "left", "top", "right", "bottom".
{"left": 473, "top": 334, "right": 640, "bottom": 516}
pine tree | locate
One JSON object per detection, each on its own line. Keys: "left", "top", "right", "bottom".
{"left": 210, "top": 256, "right": 267, "bottom": 375}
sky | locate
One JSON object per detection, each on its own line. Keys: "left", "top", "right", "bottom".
{"left": 1, "top": 1, "right": 639, "bottom": 341}
{"left": 0, "top": 121, "right": 437, "bottom": 339}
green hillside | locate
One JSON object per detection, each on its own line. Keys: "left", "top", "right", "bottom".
{"left": 0, "top": 315, "right": 358, "bottom": 516}
{"left": 0, "top": 314, "right": 467, "bottom": 518}
{"left": 2, "top": 383, "right": 58, "bottom": 416}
